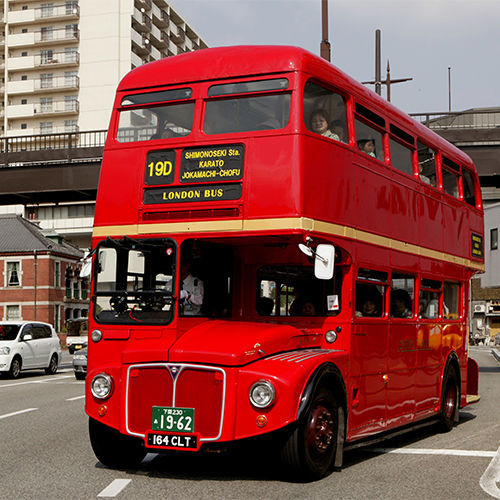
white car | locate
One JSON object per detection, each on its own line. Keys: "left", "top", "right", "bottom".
{"left": 0, "top": 321, "right": 62, "bottom": 379}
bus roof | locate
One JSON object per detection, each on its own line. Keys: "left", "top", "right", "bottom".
{"left": 117, "top": 45, "right": 474, "bottom": 169}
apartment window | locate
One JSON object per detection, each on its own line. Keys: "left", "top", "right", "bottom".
{"left": 64, "top": 47, "right": 77, "bottom": 63}
{"left": 491, "top": 228, "right": 499, "bottom": 250}
{"left": 65, "top": 71, "right": 77, "bottom": 87}
{"left": 64, "top": 119, "right": 77, "bottom": 132}
{"left": 55, "top": 261, "right": 61, "bottom": 287}
{"left": 66, "top": 1, "right": 77, "bottom": 15}
{"left": 6, "top": 262, "right": 21, "bottom": 287}
{"left": 22, "top": 28, "right": 28, "bottom": 33}
{"left": 41, "top": 3, "right": 54, "bottom": 17}
{"left": 21, "top": 75, "right": 28, "bottom": 81}
{"left": 40, "top": 73, "right": 53, "bottom": 88}
{"left": 21, "top": 123, "right": 27, "bottom": 129}
{"left": 41, "top": 26, "right": 53, "bottom": 41}
{"left": 21, "top": 99, "right": 27, "bottom": 105}
{"left": 40, "top": 49, "right": 54, "bottom": 64}
{"left": 40, "top": 122, "right": 53, "bottom": 134}
{"left": 73, "top": 281, "right": 80, "bottom": 300}
{"left": 21, "top": 51, "right": 28, "bottom": 57}
{"left": 22, "top": 5, "right": 28, "bottom": 10}
{"left": 6, "top": 305, "right": 21, "bottom": 320}
{"left": 40, "top": 97, "right": 53, "bottom": 112}
{"left": 65, "top": 24, "right": 78, "bottom": 38}
{"left": 65, "top": 95, "right": 77, "bottom": 111}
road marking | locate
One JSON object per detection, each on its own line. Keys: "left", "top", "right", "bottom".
{"left": 0, "top": 408, "right": 38, "bottom": 420}
{"left": 97, "top": 479, "right": 131, "bottom": 498}
{"left": 0, "top": 375, "right": 74, "bottom": 388}
{"left": 480, "top": 445, "right": 500, "bottom": 499}
{"left": 370, "top": 447, "right": 497, "bottom": 457}
{"left": 66, "top": 395, "right": 85, "bottom": 401}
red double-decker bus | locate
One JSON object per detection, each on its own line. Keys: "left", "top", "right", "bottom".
{"left": 86, "top": 46, "right": 483, "bottom": 480}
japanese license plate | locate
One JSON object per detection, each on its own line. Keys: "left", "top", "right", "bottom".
{"left": 146, "top": 431, "right": 199, "bottom": 450}
{"left": 151, "top": 406, "right": 194, "bottom": 433}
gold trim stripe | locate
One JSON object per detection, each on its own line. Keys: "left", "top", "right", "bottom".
{"left": 92, "top": 217, "right": 484, "bottom": 271}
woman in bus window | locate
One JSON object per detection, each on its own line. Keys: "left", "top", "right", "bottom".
{"left": 358, "top": 139, "right": 376, "bottom": 158}
{"left": 310, "top": 109, "right": 339, "bottom": 140}
{"left": 390, "top": 289, "right": 412, "bottom": 318}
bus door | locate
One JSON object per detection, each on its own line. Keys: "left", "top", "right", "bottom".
{"left": 387, "top": 273, "right": 417, "bottom": 425}
{"left": 350, "top": 270, "right": 388, "bottom": 436}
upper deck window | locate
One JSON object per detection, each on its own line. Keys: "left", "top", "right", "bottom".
{"left": 355, "top": 119, "right": 384, "bottom": 161}
{"left": 389, "top": 138, "right": 413, "bottom": 176}
{"left": 462, "top": 169, "right": 477, "bottom": 207}
{"left": 417, "top": 141, "right": 437, "bottom": 187}
{"left": 204, "top": 93, "right": 290, "bottom": 135}
{"left": 303, "top": 81, "right": 347, "bottom": 143}
{"left": 442, "top": 157, "right": 460, "bottom": 199}
{"left": 117, "top": 88, "right": 194, "bottom": 143}
{"left": 208, "top": 78, "right": 288, "bottom": 97}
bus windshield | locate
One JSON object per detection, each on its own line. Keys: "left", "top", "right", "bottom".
{"left": 93, "top": 238, "right": 176, "bottom": 325}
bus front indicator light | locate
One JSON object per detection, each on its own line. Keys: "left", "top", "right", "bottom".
{"left": 249, "top": 380, "right": 275, "bottom": 409}
{"left": 98, "top": 405, "right": 108, "bottom": 417}
{"left": 91, "top": 373, "right": 114, "bottom": 399}
{"left": 256, "top": 415, "right": 268, "bottom": 427}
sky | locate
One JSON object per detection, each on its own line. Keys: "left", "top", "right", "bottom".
{"left": 167, "top": 0, "right": 500, "bottom": 115}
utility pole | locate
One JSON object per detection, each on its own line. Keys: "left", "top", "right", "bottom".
{"left": 362, "top": 29, "right": 412, "bottom": 102}
{"left": 448, "top": 67, "right": 452, "bottom": 112}
{"left": 320, "top": 0, "right": 331, "bottom": 62}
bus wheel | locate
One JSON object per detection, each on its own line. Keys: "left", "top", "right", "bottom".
{"left": 281, "top": 388, "right": 338, "bottom": 481}
{"left": 89, "top": 418, "right": 146, "bottom": 468}
{"left": 438, "top": 367, "right": 458, "bottom": 432}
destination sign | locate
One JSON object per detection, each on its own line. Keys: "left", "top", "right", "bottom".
{"left": 180, "top": 144, "right": 244, "bottom": 183}
{"left": 145, "top": 149, "right": 176, "bottom": 186}
{"left": 471, "top": 233, "right": 483, "bottom": 259}
{"left": 143, "top": 183, "right": 242, "bottom": 204}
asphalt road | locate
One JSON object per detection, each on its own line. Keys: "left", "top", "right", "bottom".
{"left": 0, "top": 347, "right": 498, "bottom": 499}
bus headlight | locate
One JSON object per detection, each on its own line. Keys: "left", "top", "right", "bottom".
{"left": 91, "top": 329, "right": 103, "bottom": 343}
{"left": 249, "top": 380, "right": 276, "bottom": 409}
{"left": 91, "top": 373, "right": 113, "bottom": 399}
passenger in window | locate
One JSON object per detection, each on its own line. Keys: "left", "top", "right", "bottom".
{"left": 300, "top": 300, "right": 317, "bottom": 316}
{"left": 257, "top": 297, "right": 274, "bottom": 316}
{"left": 179, "top": 259, "right": 204, "bottom": 316}
{"left": 418, "top": 164, "right": 432, "bottom": 185}
{"left": 330, "top": 120, "right": 347, "bottom": 143}
{"left": 310, "top": 109, "right": 339, "bottom": 140}
{"left": 361, "top": 298, "right": 379, "bottom": 317}
{"left": 419, "top": 300, "right": 427, "bottom": 317}
{"left": 390, "top": 289, "right": 412, "bottom": 318}
{"left": 358, "top": 139, "right": 376, "bottom": 158}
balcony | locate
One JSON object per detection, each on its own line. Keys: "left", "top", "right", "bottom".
{"left": 149, "top": 24, "right": 166, "bottom": 49}
{"left": 131, "top": 30, "right": 151, "bottom": 56}
{"left": 8, "top": 3, "right": 79, "bottom": 25}
{"left": 7, "top": 76, "right": 80, "bottom": 95}
{"left": 8, "top": 51, "right": 79, "bottom": 72}
{"left": 152, "top": 4, "right": 168, "bottom": 28}
{"left": 35, "top": 27, "right": 80, "bottom": 46}
{"left": 132, "top": 8, "right": 152, "bottom": 33}
{"left": 171, "top": 26, "right": 185, "bottom": 44}
{"left": 135, "top": 0, "right": 152, "bottom": 11}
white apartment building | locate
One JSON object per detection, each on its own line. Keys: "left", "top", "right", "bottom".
{"left": 0, "top": 0, "right": 207, "bottom": 247}
{"left": 1, "top": 0, "right": 208, "bottom": 136}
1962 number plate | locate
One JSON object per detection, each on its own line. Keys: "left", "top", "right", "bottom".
{"left": 151, "top": 406, "right": 194, "bottom": 433}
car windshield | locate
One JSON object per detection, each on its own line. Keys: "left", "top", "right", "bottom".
{"left": 93, "top": 237, "right": 176, "bottom": 325}
{"left": 0, "top": 324, "right": 21, "bottom": 341}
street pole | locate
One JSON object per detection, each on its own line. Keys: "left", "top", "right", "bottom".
{"left": 320, "top": 0, "right": 331, "bottom": 62}
{"left": 448, "top": 67, "right": 452, "bottom": 112}
{"left": 375, "top": 29, "right": 381, "bottom": 95}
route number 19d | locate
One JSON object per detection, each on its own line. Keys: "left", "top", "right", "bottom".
{"left": 148, "top": 160, "right": 172, "bottom": 177}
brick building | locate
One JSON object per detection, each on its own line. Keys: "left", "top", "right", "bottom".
{"left": 0, "top": 214, "right": 88, "bottom": 332}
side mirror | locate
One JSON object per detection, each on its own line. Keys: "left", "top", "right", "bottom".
{"left": 314, "top": 244, "right": 335, "bottom": 280}
{"left": 22, "top": 333, "right": 33, "bottom": 341}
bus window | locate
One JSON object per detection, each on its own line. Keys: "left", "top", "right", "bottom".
{"left": 443, "top": 282, "right": 460, "bottom": 320}
{"left": 390, "top": 273, "right": 414, "bottom": 319}
{"left": 355, "top": 268, "right": 388, "bottom": 318}
{"left": 93, "top": 238, "right": 176, "bottom": 324}
{"left": 442, "top": 168, "right": 460, "bottom": 199}
{"left": 208, "top": 78, "right": 288, "bottom": 96}
{"left": 117, "top": 101, "right": 195, "bottom": 142}
{"left": 389, "top": 138, "right": 413, "bottom": 176}
{"left": 303, "top": 81, "right": 347, "bottom": 143}
{"left": 417, "top": 141, "right": 437, "bottom": 187}
{"left": 257, "top": 265, "right": 341, "bottom": 317}
{"left": 204, "top": 93, "right": 290, "bottom": 134}
{"left": 419, "top": 279, "right": 442, "bottom": 319}
{"left": 462, "top": 169, "right": 477, "bottom": 207}
{"left": 355, "top": 119, "right": 384, "bottom": 161}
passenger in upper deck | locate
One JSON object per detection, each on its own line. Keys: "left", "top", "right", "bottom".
{"left": 358, "top": 139, "right": 377, "bottom": 158}
{"left": 330, "top": 120, "right": 347, "bottom": 143}
{"left": 310, "top": 109, "right": 339, "bottom": 141}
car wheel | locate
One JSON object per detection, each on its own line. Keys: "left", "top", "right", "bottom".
{"left": 438, "top": 366, "right": 458, "bottom": 432}
{"left": 45, "top": 354, "right": 58, "bottom": 375}
{"left": 9, "top": 356, "right": 22, "bottom": 379}
{"left": 68, "top": 346, "right": 74, "bottom": 355}
{"left": 75, "top": 372, "right": 86, "bottom": 380}
{"left": 280, "top": 387, "right": 338, "bottom": 481}
{"left": 89, "top": 418, "right": 146, "bottom": 468}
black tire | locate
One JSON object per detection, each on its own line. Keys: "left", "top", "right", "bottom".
{"left": 281, "top": 388, "right": 338, "bottom": 481}
{"left": 68, "top": 346, "right": 75, "bottom": 355}
{"left": 75, "top": 372, "right": 86, "bottom": 380}
{"left": 438, "top": 366, "right": 458, "bottom": 432}
{"left": 9, "top": 356, "right": 22, "bottom": 379}
{"left": 89, "top": 417, "right": 146, "bottom": 468}
{"left": 45, "top": 354, "right": 58, "bottom": 375}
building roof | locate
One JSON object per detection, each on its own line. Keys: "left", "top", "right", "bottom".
{"left": 0, "top": 215, "right": 83, "bottom": 258}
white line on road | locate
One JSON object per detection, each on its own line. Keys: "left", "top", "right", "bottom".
{"left": 0, "top": 408, "right": 38, "bottom": 420}
{"left": 66, "top": 395, "right": 85, "bottom": 401}
{"left": 97, "top": 479, "right": 132, "bottom": 498}
{"left": 0, "top": 375, "right": 74, "bottom": 388}
{"left": 480, "top": 445, "right": 500, "bottom": 499}
{"left": 370, "top": 447, "right": 497, "bottom": 457}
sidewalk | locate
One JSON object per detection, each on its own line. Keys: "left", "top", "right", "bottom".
{"left": 492, "top": 347, "right": 500, "bottom": 363}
